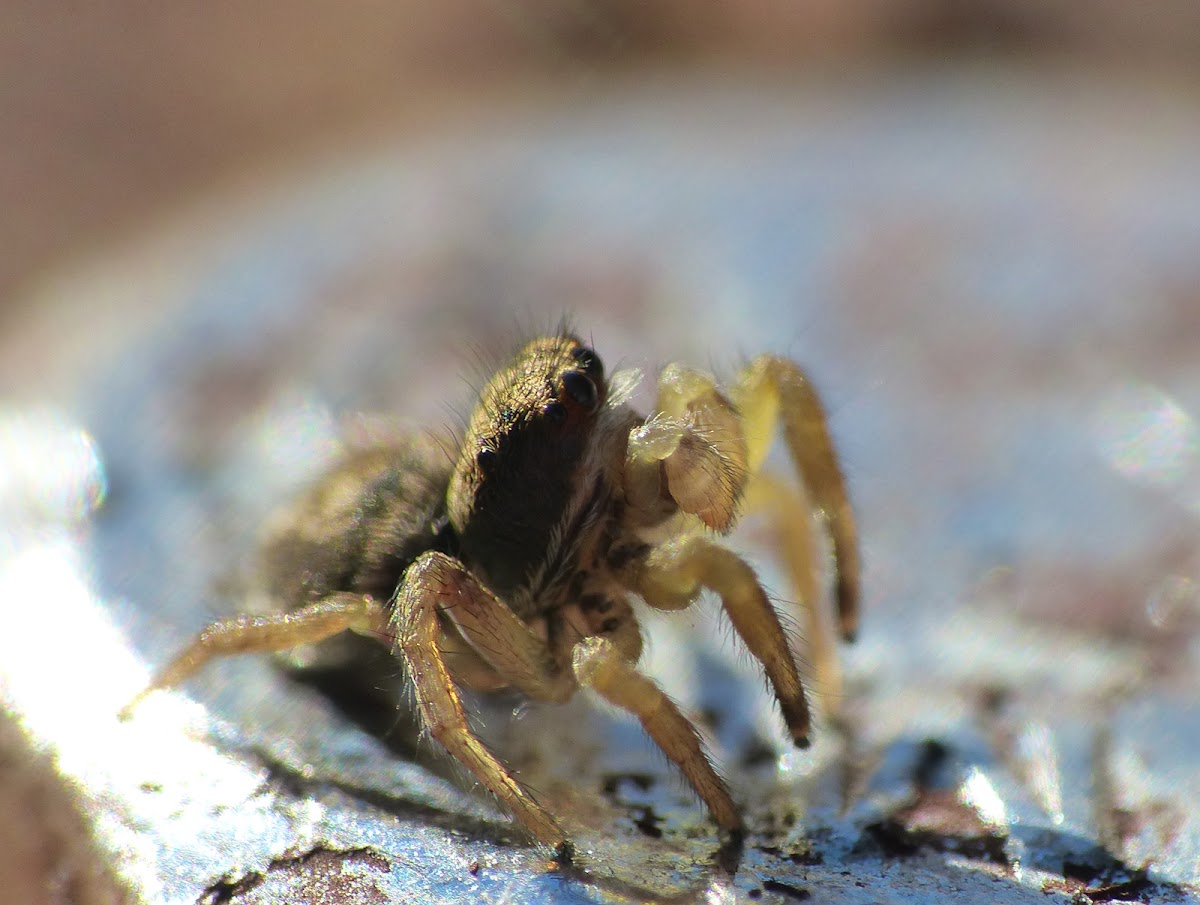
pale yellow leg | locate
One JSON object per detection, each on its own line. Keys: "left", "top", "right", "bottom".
{"left": 635, "top": 536, "right": 813, "bottom": 747}
{"left": 733, "top": 355, "right": 860, "bottom": 641}
{"left": 742, "top": 472, "right": 842, "bottom": 708}
{"left": 572, "top": 636, "right": 742, "bottom": 833}
{"left": 394, "top": 552, "right": 569, "bottom": 853}
{"left": 120, "top": 592, "right": 388, "bottom": 719}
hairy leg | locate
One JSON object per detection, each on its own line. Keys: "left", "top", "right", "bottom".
{"left": 733, "top": 355, "right": 860, "bottom": 641}
{"left": 394, "top": 552, "right": 571, "bottom": 852}
{"left": 634, "top": 536, "right": 813, "bottom": 747}
{"left": 572, "top": 635, "right": 742, "bottom": 834}
{"left": 409, "top": 552, "right": 575, "bottom": 703}
{"left": 120, "top": 592, "right": 388, "bottom": 719}
{"left": 741, "top": 472, "right": 842, "bottom": 707}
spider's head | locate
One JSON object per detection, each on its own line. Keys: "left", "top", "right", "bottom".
{"left": 448, "top": 334, "right": 608, "bottom": 595}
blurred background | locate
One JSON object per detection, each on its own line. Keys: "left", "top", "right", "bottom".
{"left": 4, "top": 1, "right": 1200, "bottom": 316}
{"left": 5, "top": 5, "right": 1200, "bottom": 905}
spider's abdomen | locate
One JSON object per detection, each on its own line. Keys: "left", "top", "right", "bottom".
{"left": 256, "top": 436, "right": 454, "bottom": 610}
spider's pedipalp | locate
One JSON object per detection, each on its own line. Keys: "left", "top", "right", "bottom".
{"left": 653, "top": 364, "right": 749, "bottom": 532}
{"left": 624, "top": 414, "right": 742, "bottom": 530}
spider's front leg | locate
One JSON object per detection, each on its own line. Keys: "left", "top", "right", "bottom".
{"left": 393, "top": 551, "right": 574, "bottom": 854}
{"left": 632, "top": 536, "right": 814, "bottom": 748}
{"left": 732, "top": 355, "right": 860, "bottom": 641}
{"left": 571, "top": 636, "right": 742, "bottom": 834}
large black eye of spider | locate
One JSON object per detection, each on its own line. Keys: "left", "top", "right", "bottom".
{"left": 561, "top": 370, "right": 599, "bottom": 412}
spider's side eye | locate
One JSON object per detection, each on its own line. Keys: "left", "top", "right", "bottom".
{"left": 476, "top": 447, "right": 497, "bottom": 471}
{"left": 571, "top": 345, "right": 603, "bottom": 379}
{"left": 541, "top": 400, "right": 568, "bottom": 423}
{"left": 561, "top": 371, "right": 599, "bottom": 412}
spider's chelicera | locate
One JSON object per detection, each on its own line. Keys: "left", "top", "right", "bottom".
{"left": 123, "top": 332, "right": 859, "bottom": 858}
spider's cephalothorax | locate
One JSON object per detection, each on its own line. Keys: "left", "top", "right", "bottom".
{"left": 123, "top": 331, "right": 860, "bottom": 859}
{"left": 448, "top": 335, "right": 621, "bottom": 608}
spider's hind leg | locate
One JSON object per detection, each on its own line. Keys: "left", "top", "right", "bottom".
{"left": 120, "top": 592, "right": 389, "bottom": 719}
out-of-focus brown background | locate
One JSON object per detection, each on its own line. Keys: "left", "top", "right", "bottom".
{"left": 3, "top": 1, "right": 1200, "bottom": 326}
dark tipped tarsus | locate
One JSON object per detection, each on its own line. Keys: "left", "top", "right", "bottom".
{"left": 553, "top": 839, "right": 575, "bottom": 865}
{"left": 836, "top": 572, "right": 859, "bottom": 642}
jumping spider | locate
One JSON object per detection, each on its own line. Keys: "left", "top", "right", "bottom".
{"left": 123, "top": 333, "right": 859, "bottom": 856}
